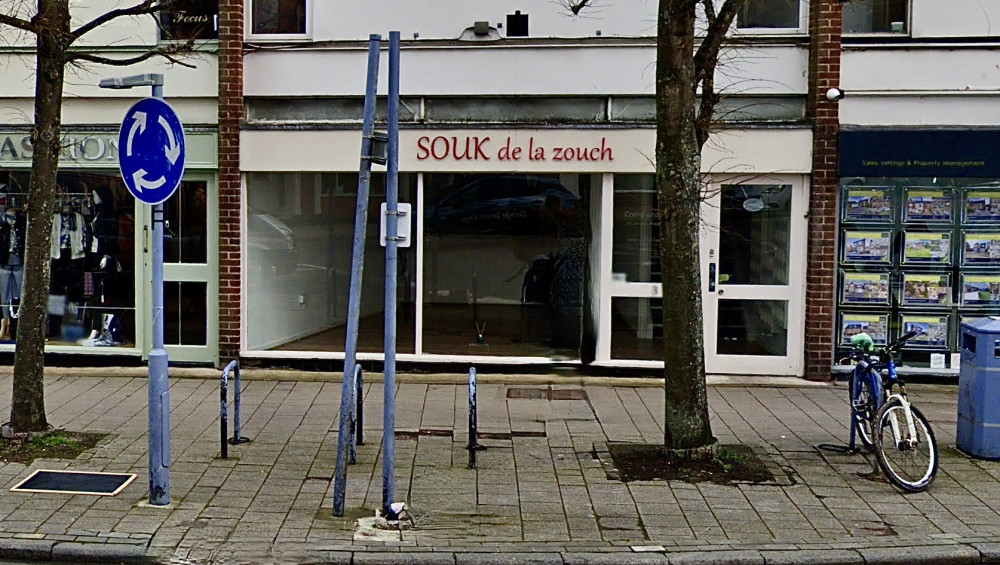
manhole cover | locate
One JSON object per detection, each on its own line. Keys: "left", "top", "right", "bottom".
{"left": 10, "top": 469, "right": 136, "bottom": 496}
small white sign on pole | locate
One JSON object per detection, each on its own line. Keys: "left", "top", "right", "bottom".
{"left": 380, "top": 202, "right": 412, "bottom": 248}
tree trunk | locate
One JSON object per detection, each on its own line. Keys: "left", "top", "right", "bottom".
{"left": 656, "top": 0, "right": 715, "bottom": 450}
{"left": 10, "top": 0, "right": 70, "bottom": 433}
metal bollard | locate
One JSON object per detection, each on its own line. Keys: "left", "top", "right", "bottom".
{"left": 355, "top": 364, "right": 364, "bottom": 446}
{"left": 221, "top": 360, "right": 251, "bottom": 459}
{"left": 467, "top": 367, "right": 486, "bottom": 468}
{"left": 347, "top": 364, "right": 365, "bottom": 465}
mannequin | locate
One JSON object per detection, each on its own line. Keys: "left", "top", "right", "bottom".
{"left": 0, "top": 207, "right": 26, "bottom": 339}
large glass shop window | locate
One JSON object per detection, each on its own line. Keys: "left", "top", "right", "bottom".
{"left": 0, "top": 170, "right": 136, "bottom": 348}
{"left": 245, "top": 172, "right": 416, "bottom": 353}
{"left": 836, "top": 178, "right": 1000, "bottom": 369}
{"left": 422, "top": 174, "right": 592, "bottom": 358}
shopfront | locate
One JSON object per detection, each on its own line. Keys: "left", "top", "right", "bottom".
{"left": 241, "top": 127, "right": 812, "bottom": 374}
{"left": 0, "top": 128, "right": 219, "bottom": 363}
{"left": 836, "top": 129, "right": 1000, "bottom": 373}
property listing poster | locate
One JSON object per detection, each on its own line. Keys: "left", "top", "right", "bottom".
{"left": 842, "top": 231, "right": 892, "bottom": 263}
{"left": 905, "top": 189, "right": 952, "bottom": 222}
{"left": 901, "top": 315, "right": 949, "bottom": 348}
{"left": 844, "top": 187, "right": 893, "bottom": 222}
{"left": 840, "top": 313, "right": 888, "bottom": 346}
{"left": 962, "top": 275, "right": 1000, "bottom": 306}
{"left": 963, "top": 232, "right": 1000, "bottom": 265}
{"left": 965, "top": 189, "right": 1000, "bottom": 222}
{"left": 901, "top": 273, "right": 951, "bottom": 307}
{"left": 842, "top": 272, "right": 890, "bottom": 304}
{"left": 903, "top": 232, "right": 951, "bottom": 264}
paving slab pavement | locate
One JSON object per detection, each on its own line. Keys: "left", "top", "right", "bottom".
{"left": 0, "top": 371, "right": 998, "bottom": 564}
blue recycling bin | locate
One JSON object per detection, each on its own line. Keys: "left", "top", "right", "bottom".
{"left": 957, "top": 317, "right": 1000, "bottom": 459}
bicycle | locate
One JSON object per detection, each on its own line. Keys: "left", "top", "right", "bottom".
{"left": 842, "top": 329, "right": 939, "bottom": 492}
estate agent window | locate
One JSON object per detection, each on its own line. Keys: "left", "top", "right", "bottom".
{"left": 252, "top": 0, "right": 307, "bottom": 35}
{"left": 843, "top": 0, "right": 908, "bottom": 34}
{"left": 160, "top": 0, "right": 218, "bottom": 41}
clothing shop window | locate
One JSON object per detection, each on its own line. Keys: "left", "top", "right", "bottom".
{"left": 159, "top": 0, "right": 219, "bottom": 41}
{"left": 250, "top": 0, "right": 307, "bottom": 36}
{"left": 3, "top": 171, "right": 136, "bottom": 349}
{"left": 736, "top": 0, "right": 801, "bottom": 30}
{"left": 422, "top": 173, "right": 594, "bottom": 359}
{"left": 245, "top": 172, "right": 416, "bottom": 353}
{"left": 843, "top": 0, "right": 908, "bottom": 34}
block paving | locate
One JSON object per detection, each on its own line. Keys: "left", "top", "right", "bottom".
{"left": 0, "top": 371, "right": 999, "bottom": 564}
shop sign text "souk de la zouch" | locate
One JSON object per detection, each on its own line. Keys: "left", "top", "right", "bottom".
{"left": 416, "top": 135, "right": 615, "bottom": 162}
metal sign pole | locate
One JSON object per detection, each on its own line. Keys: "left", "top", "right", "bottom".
{"left": 333, "top": 34, "right": 382, "bottom": 517}
{"left": 104, "top": 73, "right": 184, "bottom": 507}
{"left": 148, "top": 82, "right": 171, "bottom": 506}
{"left": 382, "top": 31, "right": 401, "bottom": 516}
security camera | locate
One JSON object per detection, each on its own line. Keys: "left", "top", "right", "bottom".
{"left": 826, "top": 87, "right": 845, "bottom": 101}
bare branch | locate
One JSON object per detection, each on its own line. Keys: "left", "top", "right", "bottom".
{"left": 702, "top": 0, "right": 717, "bottom": 24}
{"left": 693, "top": 0, "right": 744, "bottom": 147}
{"left": 65, "top": 41, "right": 196, "bottom": 69}
{"left": 552, "top": 0, "right": 607, "bottom": 17}
{"left": 0, "top": 12, "right": 37, "bottom": 35}
{"left": 71, "top": 0, "right": 175, "bottom": 40}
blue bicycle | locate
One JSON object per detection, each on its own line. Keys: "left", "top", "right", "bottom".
{"left": 845, "top": 329, "right": 938, "bottom": 492}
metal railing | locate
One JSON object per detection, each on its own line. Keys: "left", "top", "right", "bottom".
{"left": 220, "top": 360, "right": 251, "bottom": 458}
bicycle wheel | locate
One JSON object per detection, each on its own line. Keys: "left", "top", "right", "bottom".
{"left": 873, "top": 398, "right": 938, "bottom": 492}
{"left": 850, "top": 372, "right": 878, "bottom": 448}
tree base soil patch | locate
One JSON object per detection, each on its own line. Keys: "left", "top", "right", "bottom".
{"left": 0, "top": 430, "right": 106, "bottom": 465}
{"left": 605, "top": 443, "right": 774, "bottom": 484}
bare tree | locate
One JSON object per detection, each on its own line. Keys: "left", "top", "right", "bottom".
{"left": 0, "top": 0, "right": 195, "bottom": 433}
{"left": 657, "top": 0, "right": 745, "bottom": 451}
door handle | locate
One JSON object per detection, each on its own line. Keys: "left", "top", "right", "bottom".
{"left": 708, "top": 263, "right": 716, "bottom": 292}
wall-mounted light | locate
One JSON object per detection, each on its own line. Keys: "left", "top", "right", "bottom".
{"left": 826, "top": 87, "right": 846, "bottom": 102}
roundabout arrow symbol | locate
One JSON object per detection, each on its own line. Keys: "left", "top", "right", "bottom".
{"left": 132, "top": 169, "right": 166, "bottom": 193}
{"left": 158, "top": 115, "right": 180, "bottom": 165}
{"left": 126, "top": 111, "right": 147, "bottom": 156}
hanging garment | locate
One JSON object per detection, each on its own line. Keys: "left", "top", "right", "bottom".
{"left": 0, "top": 212, "right": 26, "bottom": 266}
{"left": 50, "top": 212, "right": 86, "bottom": 260}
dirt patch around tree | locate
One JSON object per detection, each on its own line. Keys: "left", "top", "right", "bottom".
{"left": 0, "top": 430, "right": 107, "bottom": 465}
{"left": 603, "top": 443, "right": 775, "bottom": 484}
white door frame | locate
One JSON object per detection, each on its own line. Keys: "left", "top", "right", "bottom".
{"left": 701, "top": 174, "right": 809, "bottom": 376}
{"left": 140, "top": 173, "right": 219, "bottom": 364}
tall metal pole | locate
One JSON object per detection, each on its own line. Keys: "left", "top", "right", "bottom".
{"left": 148, "top": 82, "right": 171, "bottom": 506}
{"left": 383, "top": 30, "right": 401, "bottom": 517}
{"left": 333, "top": 35, "right": 381, "bottom": 517}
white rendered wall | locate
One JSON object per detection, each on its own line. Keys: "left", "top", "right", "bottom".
{"left": 294, "top": 0, "right": 1000, "bottom": 40}
{"left": 840, "top": 48, "right": 1000, "bottom": 126}
{"left": 288, "top": 1, "right": 661, "bottom": 41}
{"left": 244, "top": 43, "right": 808, "bottom": 97}
{"left": 0, "top": 2, "right": 217, "bottom": 127}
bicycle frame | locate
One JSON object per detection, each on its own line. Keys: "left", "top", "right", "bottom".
{"left": 849, "top": 357, "right": 883, "bottom": 452}
{"left": 850, "top": 354, "right": 920, "bottom": 451}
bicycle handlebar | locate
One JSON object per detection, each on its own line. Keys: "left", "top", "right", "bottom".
{"left": 846, "top": 328, "right": 923, "bottom": 362}
{"left": 887, "top": 329, "right": 922, "bottom": 352}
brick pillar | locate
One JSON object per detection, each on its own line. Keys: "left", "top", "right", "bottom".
{"left": 804, "top": 0, "right": 842, "bottom": 381}
{"left": 217, "top": 0, "right": 243, "bottom": 365}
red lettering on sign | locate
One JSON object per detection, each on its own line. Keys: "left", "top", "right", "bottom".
{"left": 416, "top": 136, "right": 431, "bottom": 160}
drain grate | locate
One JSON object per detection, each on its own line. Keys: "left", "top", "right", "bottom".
{"left": 10, "top": 469, "right": 136, "bottom": 496}
{"left": 506, "top": 387, "right": 587, "bottom": 400}
{"left": 395, "top": 429, "right": 455, "bottom": 440}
